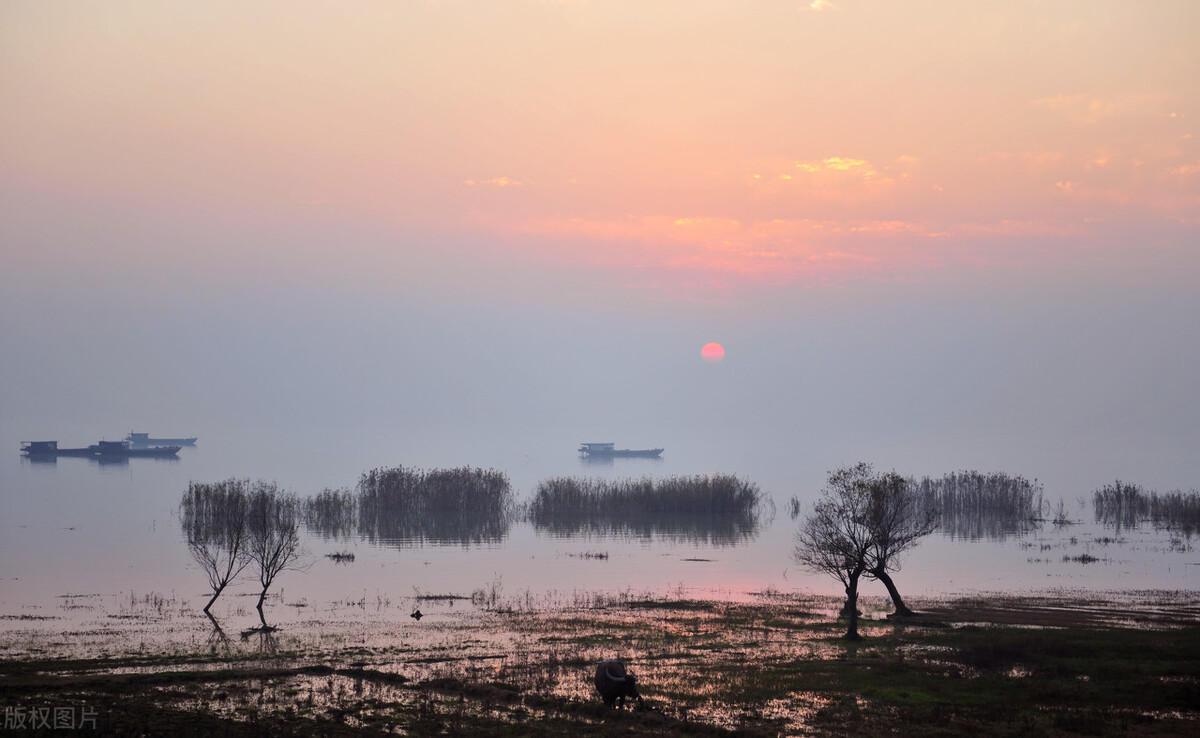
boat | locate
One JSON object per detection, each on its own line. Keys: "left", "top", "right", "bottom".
{"left": 578, "top": 442, "right": 664, "bottom": 458}
{"left": 125, "top": 432, "right": 197, "bottom": 447}
{"left": 20, "top": 440, "right": 181, "bottom": 459}
{"left": 94, "top": 440, "right": 182, "bottom": 458}
{"left": 20, "top": 441, "right": 94, "bottom": 457}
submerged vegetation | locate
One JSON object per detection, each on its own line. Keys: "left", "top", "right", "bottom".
{"left": 357, "top": 465, "right": 514, "bottom": 545}
{"left": 299, "top": 465, "right": 516, "bottom": 545}
{"left": 298, "top": 468, "right": 770, "bottom": 546}
{"left": 913, "top": 470, "right": 1045, "bottom": 540}
{"left": 527, "top": 474, "right": 767, "bottom": 544}
{"left": 1093, "top": 480, "right": 1200, "bottom": 536}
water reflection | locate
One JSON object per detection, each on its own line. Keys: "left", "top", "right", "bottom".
{"left": 578, "top": 455, "right": 663, "bottom": 468}
{"left": 20, "top": 455, "right": 181, "bottom": 468}
{"left": 529, "top": 512, "right": 763, "bottom": 545}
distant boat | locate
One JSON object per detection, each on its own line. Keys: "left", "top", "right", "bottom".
{"left": 20, "top": 441, "right": 93, "bottom": 457}
{"left": 578, "top": 442, "right": 664, "bottom": 458}
{"left": 95, "top": 440, "right": 182, "bottom": 458}
{"left": 125, "top": 432, "right": 197, "bottom": 447}
{"left": 20, "top": 440, "right": 181, "bottom": 459}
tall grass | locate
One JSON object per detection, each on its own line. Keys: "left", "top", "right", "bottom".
{"left": 527, "top": 474, "right": 766, "bottom": 544}
{"left": 356, "top": 465, "right": 514, "bottom": 546}
{"left": 302, "top": 488, "right": 358, "bottom": 540}
{"left": 913, "top": 471, "right": 1044, "bottom": 540}
{"left": 1093, "top": 481, "right": 1200, "bottom": 536}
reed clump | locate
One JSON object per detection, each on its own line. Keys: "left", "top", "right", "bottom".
{"left": 527, "top": 474, "right": 765, "bottom": 544}
{"left": 356, "top": 465, "right": 514, "bottom": 545}
{"left": 913, "top": 470, "right": 1044, "bottom": 540}
{"left": 302, "top": 488, "right": 358, "bottom": 540}
{"left": 1093, "top": 481, "right": 1200, "bottom": 536}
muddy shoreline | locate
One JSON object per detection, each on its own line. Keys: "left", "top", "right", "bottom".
{"left": 2, "top": 590, "right": 1199, "bottom": 735}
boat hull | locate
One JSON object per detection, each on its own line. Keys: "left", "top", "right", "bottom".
{"left": 21, "top": 442, "right": 93, "bottom": 457}
{"left": 95, "top": 441, "right": 180, "bottom": 458}
{"left": 20, "top": 440, "right": 181, "bottom": 459}
{"left": 589, "top": 449, "right": 663, "bottom": 458}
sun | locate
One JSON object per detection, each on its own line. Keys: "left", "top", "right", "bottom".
{"left": 701, "top": 342, "right": 725, "bottom": 364}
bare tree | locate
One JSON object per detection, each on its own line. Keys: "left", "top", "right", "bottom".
{"left": 180, "top": 480, "right": 251, "bottom": 626}
{"left": 792, "top": 463, "right": 877, "bottom": 640}
{"left": 245, "top": 483, "right": 304, "bottom": 630}
{"left": 863, "top": 470, "right": 939, "bottom": 617}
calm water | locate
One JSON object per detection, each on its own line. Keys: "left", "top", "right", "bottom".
{"left": 1, "top": 420, "right": 1196, "bottom": 623}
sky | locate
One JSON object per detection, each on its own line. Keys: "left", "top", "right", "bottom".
{"left": 2, "top": 1, "right": 1198, "bottom": 493}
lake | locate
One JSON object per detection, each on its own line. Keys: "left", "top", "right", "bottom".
{"left": 2, "top": 418, "right": 1195, "bottom": 631}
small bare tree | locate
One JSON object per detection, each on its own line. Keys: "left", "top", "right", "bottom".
{"left": 792, "top": 463, "right": 877, "bottom": 640}
{"left": 864, "top": 470, "right": 939, "bottom": 617}
{"left": 245, "top": 482, "right": 304, "bottom": 630}
{"left": 180, "top": 480, "right": 251, "bottom": 625}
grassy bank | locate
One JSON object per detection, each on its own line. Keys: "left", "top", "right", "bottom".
{"left": 2, "top": 591, "right": 1197, "bottom": 736}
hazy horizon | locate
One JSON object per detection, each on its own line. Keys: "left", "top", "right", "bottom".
{"left": 3, "top": 1, "right": 1199, "bottom": 496}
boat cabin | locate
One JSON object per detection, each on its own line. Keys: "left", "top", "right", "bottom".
{"left": 20, "top": 441, "right": 58, "bottom": 454}
{"left": 578, "top": 442, "right": 616, "bottom": 454}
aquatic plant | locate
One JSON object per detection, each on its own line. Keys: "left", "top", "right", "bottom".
{"left": 527, "top": 474, "right": 765, "bottom": 545}
{"left": 356, "top": 465, "right": 514, "bottom": 546}
{"left": 913, "top": 470, "right": 1044, "bottom": 540}
{"left": 303, "top": 488, "right": 358, "bottom": 540}
{"left": 1093, "top": 481, "right": 1200, "bottom": 537}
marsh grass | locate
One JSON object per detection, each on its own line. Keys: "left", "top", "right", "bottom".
{"left": 1093, "top": 481, "right": 1200, "bottom": 536}
{"left": 303, "top": 488, "right": 357, "bottom": 540}
{"left": 2, "top": 592, "right": 1199, "bottom": 736}
{"left": 914, "top": 470, "right": 1045, "bottom": 540}
{"left": 300, "top": 465, "right": 516, "bottom": 546}
{"left": 527, "top": 474, "right": 766, "bottom": 544}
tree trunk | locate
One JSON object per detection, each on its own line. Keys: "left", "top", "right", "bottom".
{"left": 203, "top": 582, "right": 226, "bottom": 615}
{"left": 870, "top": 568, "right": 916, "bottom": 617}
{"left": 256, "top": 589, "right": 268, "bottom": 629}
{"left": 843, "top": 572, "right": 863, "bottom": 640}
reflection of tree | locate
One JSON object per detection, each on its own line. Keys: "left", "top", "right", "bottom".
{"left": 913, "top": 471, "right": 1044, "bottom": 540}
{"left": 240, "top": 627, "right": 279, "bottom": 654}
{"left": 528, "top": 475, "right": 766, "bottom": 546}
